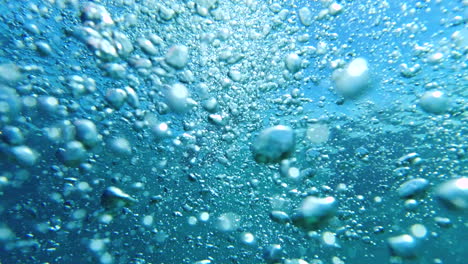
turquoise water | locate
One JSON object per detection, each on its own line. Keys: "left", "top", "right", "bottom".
{"left": 0, "top": 1, "right": 467, "bottom": 263}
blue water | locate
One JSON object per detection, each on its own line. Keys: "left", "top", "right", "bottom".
{"left": 0, "top": 1, "right": 467, "bottom": 263}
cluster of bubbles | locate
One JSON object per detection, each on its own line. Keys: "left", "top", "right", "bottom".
{"left": 0, "top": 0, "right": 467, "bottom": 264}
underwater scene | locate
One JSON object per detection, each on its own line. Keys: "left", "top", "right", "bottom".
{"left": 0, "top": 0, "right": 467, "bottom": 263}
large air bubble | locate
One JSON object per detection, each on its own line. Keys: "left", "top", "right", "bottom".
{"left": 252, "top": 125, "right": 295, "bottom": 163}
{"left": 332, "top": 57, "right": 370, "bottom": 99}
{"left": 306, "top": 124, "right": 330, "bottom": 144}
{"left": 0, "top": 86, "right": 21, "bottom": 123}
{"left": 419, "top": 90, "right": 450, "bottom": 115}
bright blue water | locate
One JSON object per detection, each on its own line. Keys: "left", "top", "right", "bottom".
{"left": 0, "top": 1, "right": 467, "bottom": 264}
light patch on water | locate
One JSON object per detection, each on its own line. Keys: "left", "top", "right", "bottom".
{"left": 99, "top": 214, "right": 113, "bottom": 224}
{"left": 323, "top": 231, "right": 336, "bottom": 246}
{"left": 241, "top": 232, "right": 255, "bottom": 245}
{"left": 89, "top": 239, "right": 107, "bottom": 252}
{"left": 188, "top": 216, "right": 198, "bottom": 226}
{"left": 100, "top": 252, "right": 113, "bottom": 264}
{"left": 216, "top": 212, "right": 241, "bottom": 232}
{"left": 306, "top": 124, "right": 330, "bottom": 144}
{"left": 0, "top": 226, "right": 14, "bottom": 241}
{"left": 455, "top": 178, "right": 468, "bottom": 189}
{"left": 411, "top": 224, "right": 427, "bottom": 238}
{"left": 72, "top": 209, "right": 87, "bottom": 220}
{"left": 143, "top": 215, "right": 154, "bottom": 226}
{"left": 347, "top": 58, "right": 368, "bottom": 77}
{"left": 199, "top": 211, "right": 210, "bottom": 222}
